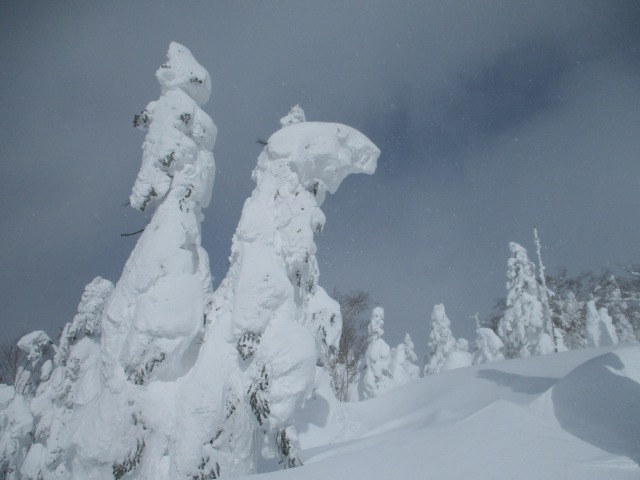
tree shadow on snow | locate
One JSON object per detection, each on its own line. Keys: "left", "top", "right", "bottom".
{"left": 476, "top": 369, "right": 557, "bottom": 395}
{"left": 550, "top": 352, "right": 640, "bottom": 465}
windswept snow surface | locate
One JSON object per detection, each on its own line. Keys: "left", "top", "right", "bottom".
{"left": 281, "top": 346, "right": 639, "bottom": 480}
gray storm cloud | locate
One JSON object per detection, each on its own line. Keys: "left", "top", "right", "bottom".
{"left": 1, "top": 1, "right": 639, "bottom": 355}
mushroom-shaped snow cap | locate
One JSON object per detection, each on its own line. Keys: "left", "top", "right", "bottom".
{"left": 267, "top": 121, "right": 380, "bottom": 205}
{"left": 156, "top": 42, "right": 211, "bottom": 106}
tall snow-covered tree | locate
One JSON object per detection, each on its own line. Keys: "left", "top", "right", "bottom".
{"left": 2, "top": 42, "right": 218, "bottom": 480}
{"left": 424, "top": 304, "right": 457, "bottom": 375}
{"left": 497, "top": 243, "right": 551, "bottom": 358}
{"left": 533, "top": 228, "right": 556, "bottom": 353}
{"left": 173, "top": 105, "right": 379, "bottom": 477}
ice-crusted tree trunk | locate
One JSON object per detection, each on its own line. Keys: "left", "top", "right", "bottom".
{"left": 424, "top": 304, "right": 457, "bottom": 375}
{"left": 172, "top": 106, "right": 379, "bottom": 478}
{"left": 533, "top": 227, "right": 556, "bottom": 353}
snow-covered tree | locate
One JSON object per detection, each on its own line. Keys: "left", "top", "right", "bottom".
{"left": 389, "top": 333, "right": 420, "bottom": 384}
{"left": 324, "top": 290, "right": 370, "bottom": 402}
{"left": 0, "top": 340, "right": 28, "bottom": 390}
{"left": 497, "top": 243, "right": 551, "bottom": 358}
{"left": 360, "top": 307, "right": 394, "bottom": 399}
{"left": 2, "top": 42, "right": 217, "bottom": 480}
{"left": 585, "top": 300, "right": 619, "bottom": 347}
{"left": 13, "top": 331, "right": 54, "bottom": 397}
{"left": 533, "top": 228, "right": 556, "bottom": 353}
{"left": 0, "top": 44, "right": 381, "bottom": 479}
{"left": 0, "top": 384, "right": 33, "bottom": 480}
{"left": 173, "top": 105, "right": 379, "bottom": 477}
{"left": 556, "top": 291, "right": 586, "bottom": 350}
{"left": 473, "top": 327, "right": 505, "bottom": 365}
{"left": 102, "top": 42, "right": 216, "bottom": 387}
{"left": 601, "top": 275, "right": 636, "bottom": 343}
{"left": 424, "top": 304, "right": 457, "bottom": 375}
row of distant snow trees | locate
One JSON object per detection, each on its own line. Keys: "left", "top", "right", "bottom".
{"left": 2, "top": 231, "right": 638, "bottom": 403}
{"left": 326, "top": 228, "right": 640, "bottom": 401}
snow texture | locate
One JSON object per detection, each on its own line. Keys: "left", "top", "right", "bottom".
{"left": 285, "top": 345, "right": 639, "bottom": 480}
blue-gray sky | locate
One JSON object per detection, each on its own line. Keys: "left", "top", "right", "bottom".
{"left": 1, "top": 1, "right": 639, "bottom": 356}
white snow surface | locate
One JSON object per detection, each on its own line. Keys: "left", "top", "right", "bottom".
{"left": 281, "top": 346, "right": 639, "bottom": 480}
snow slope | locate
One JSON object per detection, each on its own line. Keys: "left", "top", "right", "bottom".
{"left": 254, "top": 345, "right": 639, "bottom": 479}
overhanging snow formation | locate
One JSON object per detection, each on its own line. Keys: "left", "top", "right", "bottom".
{"left": 172, "top": 106, "right": 380, "bottom": 478}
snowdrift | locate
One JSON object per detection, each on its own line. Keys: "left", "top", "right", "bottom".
{"left": 263, "top": 345, "right": 640, "bottom": 480}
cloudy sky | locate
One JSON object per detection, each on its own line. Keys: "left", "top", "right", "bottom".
{"left": 1, "top": 1, "right": 639, "bottom": 355}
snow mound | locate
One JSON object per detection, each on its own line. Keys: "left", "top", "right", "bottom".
{"left": 533, "top": 345, "right": 640, "bottom": 464}
{"left": 272, "top": 347, "right": 639, "bottom": 480}
{"left": 441, "top": 350, "right": 473, "bottom": 371}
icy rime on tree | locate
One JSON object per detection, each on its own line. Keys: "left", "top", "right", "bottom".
{"left": 0, "top": 45, "right": 380, "bottom": 479}
{"left": 102, "top": 41, "right": 216, "bottom": 387}
{"left": 0, "top": 42, "right": 217, "bottom": 480}
{"left": 498, "top": 243, "right": 554, "bottom": 358}
{"left": 170, "top": 105, "right": 379, "bottom": 478}
{"left": 360, "top": 307, "right": 393, "bottom": 398}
